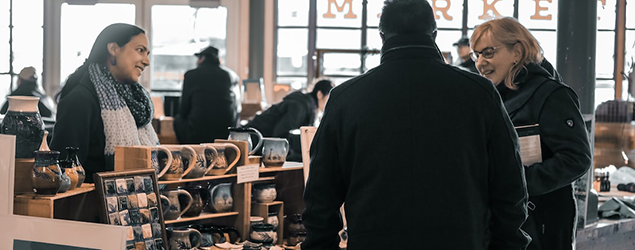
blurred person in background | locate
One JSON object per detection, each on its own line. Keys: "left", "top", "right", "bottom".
{"left": 1, "top": 66, "right": 56, "bottom": 118}
{"left": 453, "top": 36, "right": 478, "bottom": 73}
{"left": 173, "top": 46, "right": 241, "bottom": 144}
{"left": 51, "top": 23, "right": 158, "bottom": 183}
{"left": 471, "top": 17, "right": 592, "bottom": 250}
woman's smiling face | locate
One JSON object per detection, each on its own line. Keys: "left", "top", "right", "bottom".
{"left": 108, "top": 33, "right": 150, "bottom": 84}
{"left": 472, "top": 32, "right": 520, "bottom": 86}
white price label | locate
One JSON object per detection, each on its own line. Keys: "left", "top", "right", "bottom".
{"left": 237, "top": 165, "right": 259, "bottom": 183}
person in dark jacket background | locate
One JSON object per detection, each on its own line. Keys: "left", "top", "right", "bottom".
{"left": 51, "top": 23, "right": 158, "bottom": 183}
{"left": 245, "top": 79, "right": 333, "bottom": 138}
{"left": 173, "top": 46, "right": 241, "bottom": 144}
{"left": 1, "top": 66, "right": 56, "bottom": 118}
{"left": 301, "top": 1, "right": 530, "bottom": 249}
{"left": 452, "top": 36, "right": 478, "bottom": 73}
{"left": 471, "top": 17, "right": 592, "bottom": 250}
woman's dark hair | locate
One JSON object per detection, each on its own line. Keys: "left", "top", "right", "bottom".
{"left": 379, "top": 0, "right": 436, "bottom": 37}
{"left": 309, "top": 79, "right": 334, "bottom": 103}
{"left": 57, "top": 23, "right": 146, "bottom": 101}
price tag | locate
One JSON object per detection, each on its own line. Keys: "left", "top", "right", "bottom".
{"left": 237, "top": 165, "right": 259, "bottom": 184}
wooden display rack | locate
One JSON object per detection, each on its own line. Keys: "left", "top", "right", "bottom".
{"left": 13, "top": 183, "right": 98, "bottom": 222}
{"left": 251, "top": 201, "right": 284, "bottom": 245}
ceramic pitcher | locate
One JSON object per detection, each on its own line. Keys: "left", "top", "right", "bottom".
{"left": 161, "top": 145, "right": 197, "bottom": 181}
{"left": 167, "top": 227, "right": 202, "bottom": 250}
{"left": 1, "top": 96, "right": 45, "bottom": 158}
{"left": 202, "top": 143, "right": 240, "bottom": 176}
{"left": 261, "top": 137, "right": 290, "bottom": 167}
{"left": 227, "top": 127, "right": 263, "bottom": 155}
{"left": 160, "top": 189, "right": 193, "bottom": 220}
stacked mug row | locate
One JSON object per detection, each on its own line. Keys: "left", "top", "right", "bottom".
{"left": 144, "top": 143, "right": 241, "bottom": 181}
{"left": 161, "top": 183, "right": 233, "bottom": 221}
{"left": 165, "top": 224, "right": 241, "bottom": 250}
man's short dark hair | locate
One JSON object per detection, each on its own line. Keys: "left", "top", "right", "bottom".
{"left": 379, "top": 0, "right": 437, "bottom": 37}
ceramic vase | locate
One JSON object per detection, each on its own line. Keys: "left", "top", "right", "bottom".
{"left": 65, "top": 147, "right": 85, "bottom": 187}
{"left": 59, "top": 159, "right": 79, "bottom": 191}
{"left": 1, "top": 96, "right": 45, "bottom": 158}
{"left": 253, "top": 183, "right": 277, "bottom": 203}
{"left": 31, "top": 150, "right": 62, "bottom": 195}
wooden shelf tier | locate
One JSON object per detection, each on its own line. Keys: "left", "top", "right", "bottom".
{"left": 158, "top": 174, "right": 238, "bottom": 185}
{"left": 164, "top": 211, "right": 240, "bottom": 224}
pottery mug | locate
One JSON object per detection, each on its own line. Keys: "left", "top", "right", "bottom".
{"left": 166, "top": 227, "right": 202, "bottom": 250}
{"left": 160, "top": 189, "right": 193, "bottom": 220}
{"left": 201, "top": 143, "right": 241, "bottom": 176}
{"left": 261, "top": 137, "right": 290, "bottom": 168}
{"left": 148, "top": 145, "right": 173, "bottom": 179}
{"left": 227, "top": 127, "right": 263, "bottom": 155}
{"left": 161, "top": 145, "right": 197, "bottom": 181}
{"left": 207, "top": 182, "right": 234, "bottom": 213}
{"left": 182, "top": 145, "right": 218, "bottom": 179}
{"left": 253, "top": 182, "right": 277, "bottom": 203}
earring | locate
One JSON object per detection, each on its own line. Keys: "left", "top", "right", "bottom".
{"left": 111, "top": 56, "right": 117, "bottom": 66}
{"left": 513, "top": 61, "right": 518, "bottom": 65}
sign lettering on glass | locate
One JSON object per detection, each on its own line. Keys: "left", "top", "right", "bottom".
{"left": 323, "top": 0, "right": 357, "bottom": 18}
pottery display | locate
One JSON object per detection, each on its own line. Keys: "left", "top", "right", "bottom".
{"left": 188, "top": 224, "right": 224, "bottom": 248}
{"left": 253, "top": 183, "right": 277, "bottom": 203}
{"left": 160, "top": 189, "right": 193, "bottom": 221}
{"left": 183, "top": 145, "right": 217, "bottom": 179}
{"left": 1, "top": 96, "right": 45, "bottom": 158}
{"left": 161, "top": 145, "right": 197, "bottom": 181}
{"left": 267, "top": 212, "right": 279, "bottom": 230}
{"left": 181, "top": 185, "right": 209, "bottom": 217}
{"left": 286, "top": 213, "right": 306, "bottom": 244}
{"left": 166, "top": 227, "right": 202, "bottom": 250}
{"left": 65, "top": 147, "right": 85, "bottom": 188}
{"left": 57, "top": 168, "right": 71, "bottom": 193}
{"left": 261, "top": 138, "right": 290, "bottom": 168}
{"left": 250, "top": 223, "right": 276, "bottom": 244}
{"left": 31, "top": 150, "right": 62, "bottom": 195}
{"left": 227, "top": 127, "right": 263, "bottom": 155}
{"left": 208, "top": 183, "right": 233, "bottom": 213}
{"left": 202, "top": 143, "right": 240, "bottom": 176}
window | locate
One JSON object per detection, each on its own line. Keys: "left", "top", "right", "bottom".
{"left": 150, "top": 5, "right": 227, "bottom": 92}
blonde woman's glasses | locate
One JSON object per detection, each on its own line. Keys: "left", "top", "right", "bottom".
{"left": 469, "top": 46, "right": 501, "bottom": 61}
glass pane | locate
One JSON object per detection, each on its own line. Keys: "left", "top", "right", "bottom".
{"left": 60, "top": 3, "right": 136, "bottom": 85}
{"left": 625, "top": 30, "right": 635, "bottom": 81}
{"left": 0, "top": 27, "right": 8, "bottom": 73}
{"left": 317, "top": 0, "right": 363, "bottom": 28}
{"left": 151, "top": 5, "right": 228, "bottom": 91}
{"left": 597, "top": 0, "right": 616, "bottom": 30}
{"left": 321, "top": 53, "right": 361, "bottom": 76}
{"left": 596, "top": 31, "right": 615, "bottom": 79}
{"left": 436, "top": 30, "right": 462, "bottom": 65}
{"left": 432, "top": 0, "right": 463, "bottom": 29}
{"left": 467, "top": 0, "right": 514, "bottom": 28}
{"left": 317, "top": 28, "right": 361, "bottom": 49}
{"left": 366, "top": 28, "right": 382, "bottom": 51}
{"left": 13, "top": 0, "right": 44, "bottom": 77}
{"left": 364, "top": 53, "right": 380, "bottom": 72}
{"left": 518, "top": 0, "right": 558, "bottom": 30}
{"left": 595, "top": 80, "right": 615, "bottom": 108}
{"left": 366, "top": 0, "right": 382, "bottom": 27}
{"left": 530, "top": 31, "right": 557, "bottom": 67}
{"left": 277, "top": 0, "right": 309, "bottom": 27}
{"left": 627, "top": 0, "right": 635, "bottom": 28}
{"left": 277, "top": 28, "right": 308, "bottom": 76}
{"left": 0, "top": 75, "right": 11, "bottom": 108}
{"left": 322, "top": 76, "right": 353, "bottom": 86}
{"left": 0, "top": 0, "right": 7, "bottom": 28}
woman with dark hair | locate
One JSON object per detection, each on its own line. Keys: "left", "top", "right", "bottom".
{"left": 51, "top": 23, "right": 158, "bottom": 183}
{"left": 245, "top": 79, "right": 334, "bottom": 138}
{"left": 471, "top": 17, "right": 591, "bottom": 249}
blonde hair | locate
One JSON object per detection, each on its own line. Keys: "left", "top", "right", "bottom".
{"left": 470, "top": 17, "right": 543, "bottom": 89}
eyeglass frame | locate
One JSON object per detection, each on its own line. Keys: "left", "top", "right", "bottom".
{"left": 469, "top": 46, "right": 503, "bottom": 62}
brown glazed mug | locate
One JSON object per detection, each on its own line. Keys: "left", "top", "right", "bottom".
{"left": 201, "top": 143, "right": 241, "bottom": 176}
{"left": 161, "top": 145, "right": 197, "bottom": 181}
{"left": 182, "top": 145, "right": 218, "bottom": 179}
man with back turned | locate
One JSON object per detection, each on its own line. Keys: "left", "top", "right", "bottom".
{"left": 301, "top": 0, "right": 531, "bottom": 249}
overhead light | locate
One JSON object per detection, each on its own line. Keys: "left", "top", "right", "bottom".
{"left": 190, "top": 0, "right": 220, "bottom": 8}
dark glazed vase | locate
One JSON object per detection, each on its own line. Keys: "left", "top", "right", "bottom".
{"left": 65, "top": 147, "right": 85, "bottom": 187}
{"left": 31, "top": 150, "right": 62, "bottom": 195}
{"left": 1, "top": 96, "right": 45, "bottom": 158}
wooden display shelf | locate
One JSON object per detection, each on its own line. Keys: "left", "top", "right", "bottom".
{"left": 158, "top": 174, "right": 238, "bottom": 185}
{"left": 251, "top": 201, "right": 284, "bottom": 245}
{"left": 164, "top": 211, "right": 240, "bottom": 224}
{"left": 14, "top": 183, "right": 99, "bottom": 222}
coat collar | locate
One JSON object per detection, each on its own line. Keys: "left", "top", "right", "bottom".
{"left": 496, "top": 62, "right": 556, "bottom": 114}
{"left": 380, "top": 33, "right": 445, "bottom": 64}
